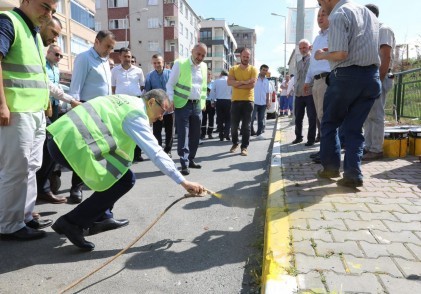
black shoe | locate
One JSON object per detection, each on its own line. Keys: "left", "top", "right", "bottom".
{"left": 336, "top": 178, "right": 363, "bottom": 188}
{"left": 315, "top": 135, "right": 320, "bottom": 143}
{"left": 88, "top": 218, "right": 129, "bottom": 235}
{"left": 219, "top": 137, "right": 224, "bottom": 141}
{"left": 208, "top": 134, "right": 213, "bottom": 139}
{"left": 0, "top": 226, "right": 46, "bottom": 241}
{"left": 188, "top": 160, "right": 202, "bottom": 169}
{"left": 312, "top": 157, "right": 321, "bottom": 164}
{"left": 26, "top": 219, "right": 53, "bottom": 230}
{"left": 181, "top": 167, "right": 190, "bottom": 175}
{"left": 317, "top": 169, "right": 340, "bottom": 179}
{"left": 165, "top": 152, "right": 172, "bottom": 158}
{"left": 309, "top": 152, "right": 320, "bottom": 159}
{"left": 305, "top": 141, "right": 315, "bottom": 147}
{"left": 69, "top": 188, "right": 83, "bottom": 204}
{"left": 251, "top": 132, "right": 256, "bottom": 137}
{"left": 200, "top": 135, "right": 205, "bottom": 140}
{"left": 52, "top": 216, "right": 95, "bottom": 250}
{"left": 291, "top": 137, "right": 303, "bottom": 144}
{"left": 225, "top": 136, "right": 231, "bottom": 141}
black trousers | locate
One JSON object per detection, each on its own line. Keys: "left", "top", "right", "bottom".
{"left": 153, "top": 113, "right": 174, "bottom": 153}
{"left": 216, "top": 99, "right": 231, "bottom": 139}
{"left": 231, "top": 101, "right": 254, "bottom": 149}
{"left": 201, "top": 100, "right": 216, "bottom": 136}
{"left": 47, "top": 140, "right": 133, "bottom": 227}
{"left": 294, "top": 95, "right": 317, "bottom": 142}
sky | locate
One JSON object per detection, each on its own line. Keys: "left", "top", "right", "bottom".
{"left": 187, "top": 0, "right": 421, "bottom": 77}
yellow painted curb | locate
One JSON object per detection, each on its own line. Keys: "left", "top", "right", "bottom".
{"left": 261, "top": 128, "right": 297, "bottom": 293}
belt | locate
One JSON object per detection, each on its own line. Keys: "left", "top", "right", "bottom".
{"left": 314, "top": 72, "right": 329, "bottom": 80}
{"left": 187, "top": 99, "right": 200, "bottom": 103}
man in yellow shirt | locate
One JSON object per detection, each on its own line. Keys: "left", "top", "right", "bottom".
{"left": 227, "top": 48, "right": 258, "bottom": 156}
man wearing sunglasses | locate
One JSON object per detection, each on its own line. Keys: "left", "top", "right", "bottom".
{"left": 47, "top": 89, "right": 205, "bottom": 250}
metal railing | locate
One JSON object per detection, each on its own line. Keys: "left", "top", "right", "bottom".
{"left": 385, "top": 67, "right": 421, "bottom": 121}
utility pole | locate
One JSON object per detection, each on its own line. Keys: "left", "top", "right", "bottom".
{"left": 296, "top": 0, "right": 305, "bottom": 42}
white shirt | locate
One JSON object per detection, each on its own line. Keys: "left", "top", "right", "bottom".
{"left": 111, "top": 64, "right": 145, "bottom": 96}
{"left": 166, "top": 57, "right": 204, "bottom": 102}
{"left": 305, "top": 29, "right": 331, "bottom": 84}
{"left": 287, "top": 76, "right": 295, "bottom": 96}
{"left": 209, "top": 76, "right": 232, "bottom": 101}
{"left": 254, "top": 76, "right": 270, "bottom": 106}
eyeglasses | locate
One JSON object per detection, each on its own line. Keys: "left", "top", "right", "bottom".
{"left": 155, "top": 99, "right": 166, "bottom": 112}
{"left": 55, "top": 53, "right": 64, "bottom": 59}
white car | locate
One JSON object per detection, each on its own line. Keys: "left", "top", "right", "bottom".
{"left": 266, "top": 80, "right": 278, "bottom": 119}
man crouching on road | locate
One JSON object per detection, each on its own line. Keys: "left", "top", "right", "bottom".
{"left": 47, "top": 89, "right": 205, "bottom": 250}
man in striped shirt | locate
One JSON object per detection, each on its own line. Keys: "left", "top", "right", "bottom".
{"left": 315, "top": 0, "right": 382, "bottom": 188}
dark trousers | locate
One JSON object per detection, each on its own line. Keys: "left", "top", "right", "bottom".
{"left": 47, "top": 139, "right": 135, "bottom": 228}
{"left": 294, "top": 95, "right": 317, "bottom": 142}
{"left": 216, "top": 99, "right": 231, "bottom": 139}
{"left": 174, "top": 100, "right": 202, "bottom": 168}
{"left": 231, "top": 101, "right": 254, "bottom": 149}
{"left": 153, "top": 113, "right": 174, "bottom": 153}
{"left": 36, "top": 134, "right": 55, "bottom": 194}
{"left": 201, "top": 100, "right": 215, "bottom": 136}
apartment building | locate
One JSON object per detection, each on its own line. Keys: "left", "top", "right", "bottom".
{"left": 229, "top": 24, "right": 256, "bottom": 66}
{"left": 199, "top": 18, "right": 237, "bottom": 79}
{"left": 95, "top": 0, "right": 201, "bottom": 73}
{"left": 0, "top": 0, "right": 97, "bottom": 82}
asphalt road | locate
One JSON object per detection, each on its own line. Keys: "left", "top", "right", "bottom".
{"left": 0, "top": 119, "right": 276, "bottom": 294}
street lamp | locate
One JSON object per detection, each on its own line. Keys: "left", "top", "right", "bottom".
{"left": 125, "top": 8, "right": 148, "bottom": 48}
{"left": 271, "top": 13, "right": 287, "bottom": 76}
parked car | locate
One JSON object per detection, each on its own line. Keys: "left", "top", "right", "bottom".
{"left": 266, "top": 79, "right": 278, "bottom": 120}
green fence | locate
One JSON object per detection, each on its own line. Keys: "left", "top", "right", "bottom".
{"left": 385, "top": 68, "right": 421, "bottom": 121}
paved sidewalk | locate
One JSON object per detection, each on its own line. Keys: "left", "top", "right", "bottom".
{"left": 263, "top": 116, "right": 421, "bottom": 293}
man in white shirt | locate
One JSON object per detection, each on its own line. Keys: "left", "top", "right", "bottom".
{"left": 251, "top": 64, "right": 271, "bottom": 139}
{"left": 111, "top": 47, "right": 145, "bottom": 97}
{"left": 209, "top": 70, "right": 232, "bottom": 141}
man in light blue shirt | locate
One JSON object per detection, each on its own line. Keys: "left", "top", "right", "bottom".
{"left": 68, "top": 30, "right": 115, "bottom": 205}
{"left": 70, "top": 30, "right": 115, "bottom": 102}
{"left": 209, "top": 70, "right": 232, "bottom": 141}
{"left": 251, "top": 64, "right": 271, "bottom": 139}
{"left": 145, "top": 54, "right": 173, "bottom": 157}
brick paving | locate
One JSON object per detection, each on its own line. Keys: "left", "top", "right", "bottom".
{"left": 276, "top": 116, "right": 421, "bottom": 293}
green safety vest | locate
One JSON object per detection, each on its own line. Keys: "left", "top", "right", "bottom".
{"left": 47, "top": 95, "right": 148, "bottom": 191}
{"left": 1, "top": 11, "right": 49, "bottom": 112}
{"left": 173, "top": 58, "right": 207, "bottom": 109}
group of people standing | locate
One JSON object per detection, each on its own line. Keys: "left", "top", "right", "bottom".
{"left": 282, "top": 0, "right": 395, "bottom": 188}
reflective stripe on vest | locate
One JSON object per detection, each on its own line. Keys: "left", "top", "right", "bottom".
{"left": 0, "top": 10, "right": 48, "bottom": 112}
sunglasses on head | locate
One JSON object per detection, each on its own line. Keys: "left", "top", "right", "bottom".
{"left": 55, "top": 53, "right": 64, "bottom": 58}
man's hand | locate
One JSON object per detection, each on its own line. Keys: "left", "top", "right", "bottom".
{"left": 0, "top": 103, "right": 10, "bottom": 126}
{"left": 70, "top": 100, "right": 82, "bottom": 108}
{"left": 181, "top": 180, "right": 205, "bottom": 195}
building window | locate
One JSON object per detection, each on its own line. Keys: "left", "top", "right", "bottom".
{"left": 71, "top": 0, "right": 95, "bottom": 30}
{"left": 243, "top": 33, "right": 249, "bottom": 39}
{"left": 57, "top": 0, "right": 65, "bottom": 13}
{"left": 95, "top": 21, "right": 102, "bottom": 31}
{"left": 200, "top": 29, "right": 212, "bottom": 41}
{"left": 180, "top": 44, "right": 183, "bottom": 56}
{"left": 169, "top": 43, "right": 175, "bottom": 52}
{"left": 148, "top": 41, "right": 159, "bottom": 52}
{"left": 179, "top": 1, "right": 183, "bottom": 14}
{"left": 148, "top": 18, "right": 159, "bottom": 28}
{"left": 108, "top": 0, "right": 128, "bottom": 8}
{"left": 71, "top": 35, "right": 91, "bottom": 55}
{"left": 109, "top": 19, "right": 127, "bottom": 29}
{"left": 179, "top": 22, "right": 184, "bottom": 35}
{"left": 57, "top": 35, "right": 67, "bottom": 53}
{"left": 185, "top": 28, "right": 188, "bottom": 38}
{"left": 207, "top": 46, "right": 212, "bottom": 57}
{"left": 147, "top": 0, "right": 158, "bottom": 5}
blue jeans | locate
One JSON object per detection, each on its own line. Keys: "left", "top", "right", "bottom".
{"left": 174, "top": 100, "right": 202, "bottom": 168}
{"left": 251, "top": 104, "right": 266, "bottom": 135}
{"left": 320, "top": 65, "right": 381, "bottom": 181}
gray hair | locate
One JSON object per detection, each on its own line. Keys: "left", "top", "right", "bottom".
{"left": 142, "top": 89, "right": 169, "bottom": 105}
